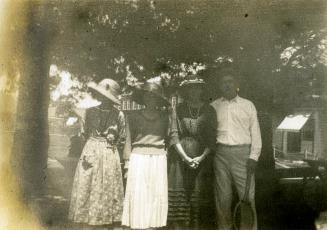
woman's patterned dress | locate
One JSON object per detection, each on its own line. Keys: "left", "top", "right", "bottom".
{"left": 69, "top": 107, "right": 125, "bottom": 225}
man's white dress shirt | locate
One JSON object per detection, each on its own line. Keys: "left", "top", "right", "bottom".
{"left": 211, "top": 95, "right": 262, "bottom": 161}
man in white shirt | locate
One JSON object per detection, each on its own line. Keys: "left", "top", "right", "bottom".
{"left": 210, "top": 68, "right": 262, "bottom": 230}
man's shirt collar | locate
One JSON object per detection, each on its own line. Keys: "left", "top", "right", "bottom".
{"left": 221, "top": 95, "right": 239, "bottom": 103}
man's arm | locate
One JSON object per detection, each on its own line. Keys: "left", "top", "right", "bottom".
{"left": 247, "top": 102, "right": 262, "bottom": 174}
{"left": 249, "top": 102, "right": 262, "bottom": 161}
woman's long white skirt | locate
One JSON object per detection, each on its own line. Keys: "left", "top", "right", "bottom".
{"left": 122, "top": 153, "right": 168, "bottom": 229}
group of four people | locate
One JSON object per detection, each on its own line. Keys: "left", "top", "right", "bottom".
{"left": 68, "top": 67, "right": 262, "bottom": 230}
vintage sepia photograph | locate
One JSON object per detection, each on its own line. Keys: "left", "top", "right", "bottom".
{"left": 0, "top": 0, "right": 327, "bottom": 229}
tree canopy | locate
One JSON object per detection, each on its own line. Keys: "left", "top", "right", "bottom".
{"left": 38, "top": 0, "right": 327, "bottom": 114}
{"left": 2, "top": 0, "right": 327, "bottom": 113}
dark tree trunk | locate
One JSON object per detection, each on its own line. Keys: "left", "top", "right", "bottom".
{"left": 11, "top": 2, "right": 51, "bottom": 199}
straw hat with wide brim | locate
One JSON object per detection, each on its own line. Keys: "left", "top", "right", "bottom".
{"left": 179, "top": 75, "right": 205, "bottom": 88}
{"left": 87, "top": 78, "right": 121, "bottom": 105}
{"left": 132, "top": 82, "right": 170, "bottom": 106}
{"left": 179, "top": 75, "right": 206, "bottom": 100}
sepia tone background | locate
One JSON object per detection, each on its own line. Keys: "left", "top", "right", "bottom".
{"left": 1, "top": 0, "right": 327, "bottom": 229}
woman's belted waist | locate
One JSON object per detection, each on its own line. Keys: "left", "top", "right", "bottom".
{"left": 216, "top": 143, "right": 251, "bottom": 148}
{"left": 180, "top": 135, "right": 199, "bottom": 139}
{"left": 88, "top": 136, "right": 117, "bottom": 148}
{"left": 131, "top": 144, "right": 166, "bottom": 155}
{"left": 89, "top": 136, "right": 107, "bottom": 142}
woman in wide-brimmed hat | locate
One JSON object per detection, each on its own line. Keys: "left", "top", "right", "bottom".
{"left": 69, "top": 78, "right": 126, "bottom": 229}
{"left": 122, "top": 81, "right": 175, "bottom": 229}
{"left": 167, "top": 75, "right": 217, "bottom": 230}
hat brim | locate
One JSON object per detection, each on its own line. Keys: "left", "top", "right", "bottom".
{"left": 179, "top": 81, "right": 205, "bottom": 88}
{"left": 178, "top": 82, "right": 206, "bottom": 100}
{"left": 88, "top": 85, "right": 121, "bottom": 105}
{"left": 132, "top": 88, "right": 170, "bottom": 107}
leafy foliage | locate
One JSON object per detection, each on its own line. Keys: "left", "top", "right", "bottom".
{"left": 43, "top": 0, "right": 327, "bottom": 112}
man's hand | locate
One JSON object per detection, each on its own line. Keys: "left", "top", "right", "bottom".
{"left": 246, "top": 158, "right": 257, "bottom": 175}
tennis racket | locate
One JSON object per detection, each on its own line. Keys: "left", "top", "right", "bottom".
{"left": 233, "top": 172, "right": 255, "bottom": 230}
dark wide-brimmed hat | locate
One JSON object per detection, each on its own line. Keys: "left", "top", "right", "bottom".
{"left": 132, "top": 81, "right": 170, "bottom": 106}
{"left": 87, "top": 78, "right": 121, "bottom": 105}
{"left": 179, "top": 75, "right": 205, "bottom": 88}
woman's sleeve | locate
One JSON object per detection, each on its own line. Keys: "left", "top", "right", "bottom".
{"left": 123, "top": 114, "right": 132, "bottom": 160}
{"left": 168, "top": 106, "right": 180, "bottom": 148}
{"left": 117, "top": 111, "right": 126, "bottom": 150}
{"left": 202, "top": 105, "right": 217, "bottom": 151}
{"left": 73, "top": 108, "right": 89, "bottom": 139}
